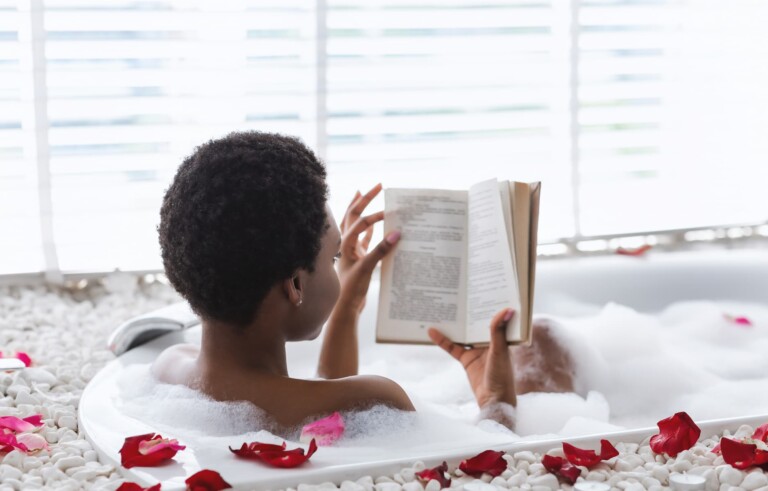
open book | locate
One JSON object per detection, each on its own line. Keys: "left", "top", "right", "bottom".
{"left": 376, "top": 179, "right": 540, "bottom": 345}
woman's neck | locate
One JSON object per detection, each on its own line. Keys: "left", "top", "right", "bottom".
{"left": 197, "top": 315, "right": 289, "bottom": 377}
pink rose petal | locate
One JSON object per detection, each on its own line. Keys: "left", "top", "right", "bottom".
{"left": 15, "top": 352, "right": 32, "bottom": 367}
{"left": 0, "top": 432, "right": 29, "bottom": 453}
{"left": 16, "top": 433, "right": 49, "bottom": 453}
{"left": 0, "top": 415, "right": 44, "bottom": 433}
{"left": 724, "top": 314, "right": 753, "bottom": 327}
{"left": 138, "top": 437, "right": 186, "bottom": 456}
{"left": 300, "top": 412, "right": 345, "bottom": 446}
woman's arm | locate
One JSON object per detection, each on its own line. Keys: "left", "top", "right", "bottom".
{"left": 316, "top": 185, "right": 400, "bottom": 379}
{"left": 428, "top": 308, "right": 518, "bottom": 429}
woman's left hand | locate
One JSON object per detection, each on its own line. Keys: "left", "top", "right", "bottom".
{"left": 336, "top": 183, "right": 400, "bottom": 315}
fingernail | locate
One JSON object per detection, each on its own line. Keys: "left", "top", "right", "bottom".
{"left": 503, "top": 309, "right": 514, "bottom": 322}
{"left": 385, "top": 230, "right": 401, "bottom": 244}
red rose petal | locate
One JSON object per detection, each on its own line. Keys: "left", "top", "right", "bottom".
{"left": 120, "top": 434, "right": 185, "bottom": 469}
{"left": 116, "top": 483, "right": 162, "bottom": 491}
{"left": 230, "top": 439, "right": 317, "bottom": 468}
{"left": 721, "top": 437, "right": 758, "bottom": 470}
{"left": 458, "top": 450, "right": 507, "bottom": 477}
{"left": 542, "top": 454, "right": 581, "bottom": 484}
{"left": 562, "top": 440, "right": 618, "bottom": 468}
{"left": 649, "top": 412, "right": 701, "bottom": 457}
{"left": 616, "top": 244, "right": 652, "bottom": 256}
{"left": 753, "top": 424, "right": 768, "bottom": 443}
{"left": 185, "top": 469, "right": 232, "bottom": 491}
{"left": 415, "top": 461, "right": 451, "bottom": 489}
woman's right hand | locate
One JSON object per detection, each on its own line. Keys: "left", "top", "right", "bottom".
{"left": 335, "top": 184, "right": 400, "bottom": 316}
{"left": 428, "top": 308, "right": 517, "bottom": 409}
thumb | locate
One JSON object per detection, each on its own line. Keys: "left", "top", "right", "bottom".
{"left": 490, "top": 308, "right": 514, "bottom": 356}
{"left": 360, "top": 230, "right": 400, "bottom": 272}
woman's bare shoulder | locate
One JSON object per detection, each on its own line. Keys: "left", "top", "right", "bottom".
{"left": 298, "top": 375, "right": 415, "bottom": 413}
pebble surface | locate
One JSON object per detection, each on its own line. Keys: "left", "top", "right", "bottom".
{"left": 2, "top": 279, "right": 768, "bottom": 491}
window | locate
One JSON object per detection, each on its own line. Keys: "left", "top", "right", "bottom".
{"left": 1, "top": 0, "right": 767, "bottom": 277}
{"left": 0, "top": 0, "right": 44, "bottom": 275}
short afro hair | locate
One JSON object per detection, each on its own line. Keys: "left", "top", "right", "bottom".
{"left": 158, "top": 131, "right": 329, "bottom": 327}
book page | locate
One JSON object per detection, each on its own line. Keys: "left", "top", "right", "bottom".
{"left": 465, "top": 179, "right": 521, "bottom": 344}
{"left": 509, "top": 181, "right": 532, "bottom": 344}
{"left": 376, "top": 188, "right": 468, "bottom": 344}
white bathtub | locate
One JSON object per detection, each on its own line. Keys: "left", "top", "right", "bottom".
{"left": 79, "top": 249, "right": 768, "bottom": 490}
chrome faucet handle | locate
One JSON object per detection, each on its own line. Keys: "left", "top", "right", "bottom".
{"left": 107, "top": 301, "right": 201, "bottom": 356}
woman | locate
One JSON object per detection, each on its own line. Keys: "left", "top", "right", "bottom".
{"left": 151, "top": 131, "right": 573, "bottom": 430}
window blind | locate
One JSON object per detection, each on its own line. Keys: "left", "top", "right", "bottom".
{"left": 43, "top": 0, "right": 317, "bottom": 272}
{"left": 0, "top": 1, "right": 44, "bottom": 274}
{"left": 324, "top": 0, "right": 576, "bottom": 242}
{"left": 577, "top": 0, "right": 768, "bottom": 236}
{"left": 1, "top": 0, "right": 767, "bottom": 277}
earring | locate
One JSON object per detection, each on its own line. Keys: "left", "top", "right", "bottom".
{"left": 297, "top": 298, "right": 303, "bottom": 307}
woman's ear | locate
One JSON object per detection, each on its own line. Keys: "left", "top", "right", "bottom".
{"left": 282, "top": 273, "right": 304, "bottom": 307}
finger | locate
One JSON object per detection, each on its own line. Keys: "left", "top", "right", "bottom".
{"left": 343, "top": 211, "right": 385, "bottom": 243}
{"left": 360, "top": 224, "right": 374, "bottom": 251}
{"left": 342, "top": 190, "right": 362, "bottom": 231}
{"left": 347, "top": 183, "right": 382, "bottom": 221}
{"left": 490, "top": 308, "right": 515, "bottom": 356}
{"left": 428, "top": 328, "right": 466, "bottom": 361}
{"left": 359, "top": 230, "right": 400, "bottom": 271}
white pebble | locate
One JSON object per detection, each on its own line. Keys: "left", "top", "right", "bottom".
{"left": 375, "top": 476, "right": 395, "bottom": 484}
{"left": 528, "top": 473, "right": 559, "bottom": 490}
{"left": 2, "top": 478, "right": 23, "bottom": 490}
{"left": 340, "top": 481, "right": 366, "bottom": 491}
{"left": 424, "top": 481, "right": 441, "bottom": 491}
{"left": 2, "top": 450, "right": 24, "bottom": 468}
{"left": 615, "top": 455, "right": 646, "bottom": 472}
{"left": 586, "top": 471, "right": 607, "bottom": 482}
{"left": 641, "top": 477, "right": 661, "bottom": 488}
{"left": 514, "top": 451, "right": 537, "bottom": 464}
{"left": 55, "top": 456, "right": 86, "bottom": 472}
{"left": 400, "top": 468, "right": 415, "bottom": 483}
{"left": 83, "top": 450, "right": 97, "bottom": 463}
{"left": 0, "top": 464, "right": 23, "bottom": 480}
{"left": 57, "top": 414, "right": 78, "bottom": 431}
{"left": 670, "top": 460, "right": 693, "bottom": 473}
{"left": 742, "top": 472, "right": 768, "bottom": 491}
{"left": 69, "top": 468, "right": 99, "bottom": 481}
{"left": 22, "top": 475, "right": 44, "bottom": 487}
{"left": 490, "top": 476, "right": 508, "bottom": 488}
{"left": 401, "top": 483, "right": 423, "bottom": 491}
{"left": 58, "top": 428, "right": 78, "bottom": 443}
{"left": 719, "top": 466, "right": 745, "bottom": 487}
{"left": 357, "top": 476, "right": 374, "bottom": 491}
{"left": 651, "top": 466, "right": 670, "bottom": 483}
{"left": 24, "top": 368, "right": 57, "bottom": 385}
{"left": 508, "top": 470, "right": 528, "bottom": 487}
{"left": 375, "top": 483, "right": 402, "bottom": 491}
{"left": 22, "top": 457, "right": 42, "bottom": 472}
{"left": 14, "top": 390, "right": 40, "bottom": 405}
{"left": 41, "top": 466, "right": 66, "bottom": 483}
